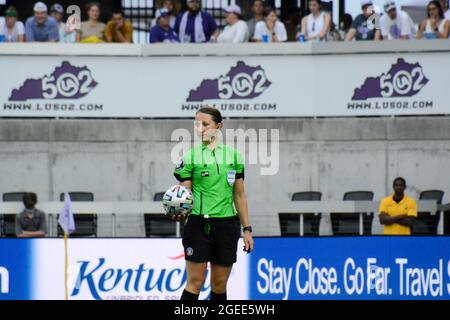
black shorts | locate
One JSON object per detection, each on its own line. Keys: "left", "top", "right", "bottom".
{"left": 182, "top": 215, "right": 241, "bottom": 266}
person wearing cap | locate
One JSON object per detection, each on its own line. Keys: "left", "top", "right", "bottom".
{"left": 174, "top": 0, "right": 219, "bottom": 43}
{"left": 105, "top": 10, "right": 133, "bottom": 43}
{"left": 379, "top": 1, "right": 415, "bottom": 40}
{"left": 50, "top": 3, "right": 76, "bottom": 43}
{"left": 25, "top": 2, "right": 59, "bottom": 42}
{"left": 0, "top": 6, "right": 25, "bottom": 42}
{"left": 345, "top": 0, "right": 381, "bottom": 41}
{"left": 253, "top": 6, "right": 287, "bottom": 42}
{"left": 149, "top": 8, "right": 179, "bottom": 43}
{"left": 151, "top": 0, "right": 176, "bottom": 29}
{"left": 77, "top": 2, "right": 105, "bottom": 43}
{"left": 416, "top": 0, "right": 450, "bottom": 39}
{"left": 217, "top": 5, "right": 249, "bottom": 43}
{"left": 246, "top": 0, "right": 265, "bottom": 41}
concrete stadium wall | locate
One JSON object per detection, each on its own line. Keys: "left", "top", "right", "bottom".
{"left": 1, "top": 117, "right": 450, "bottom": 236}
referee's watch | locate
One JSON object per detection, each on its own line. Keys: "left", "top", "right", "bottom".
{"left": 243, "top": 226, "right": 253, "bottom": 233}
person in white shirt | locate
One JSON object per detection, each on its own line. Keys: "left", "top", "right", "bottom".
{"left": 0, "top": 6, "right": 25, "bottom": 42}
{"left": 253, "top": 6, "right": 287, "bottom": 42}
{"left": 438, "top": 0, "right": 450, "bottom": 19}
{"left": 298, "top": 0, "right": 331, "bottom": 42}
{"left": 217, "top": 4, "right": 249, "bottom": 43}
{"left": 416, "top": 0, "right": 450, "bottom": 39}
{"left": 380, "top": 1, "right": 415, "bottom": 40}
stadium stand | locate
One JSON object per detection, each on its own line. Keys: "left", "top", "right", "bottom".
{"left": 57, "top": 192, "right": 97, "bottom": 237}
{"left": 331, "top": 191, "right": 374, "bottom": 235}
{"left": 279, "top": 191, "right": 322, "bottom": 236}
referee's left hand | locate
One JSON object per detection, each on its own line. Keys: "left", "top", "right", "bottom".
{"left": 243, "top": 232, "right": 254, "bottom": 253}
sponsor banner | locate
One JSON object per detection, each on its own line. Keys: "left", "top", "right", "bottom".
{"left": 2, "top": 237, "right": 450, "bottom": 300}
{"left": 34, "top": 238, "right": 248, "bottom": 300}
{"left": 249, "top": 237, "right": 450, "bottom": 300}
{"left": 1, "top": 53, "right": 448, "bottom": 117}
{"left": 0, "top": 239, "right": 34, "bottom": 300}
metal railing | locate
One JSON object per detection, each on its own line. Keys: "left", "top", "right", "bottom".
{"left": 0, "top": 200, "right": 445, "bottom": 237}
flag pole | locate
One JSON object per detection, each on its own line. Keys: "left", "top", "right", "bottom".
{"left": 64, "top": 231, "right": 68, "bottom": 300}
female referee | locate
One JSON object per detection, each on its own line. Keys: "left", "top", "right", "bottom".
{"left": 173, "top": 107, "right": 254, "bottom": 300}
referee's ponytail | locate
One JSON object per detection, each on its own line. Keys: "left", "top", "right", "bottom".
{"left": 196, "top": 107, "right": 223, "bottom": 124}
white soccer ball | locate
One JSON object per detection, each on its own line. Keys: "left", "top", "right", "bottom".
{"left": 162, "top": 185, "right": 194, "bottom": 216}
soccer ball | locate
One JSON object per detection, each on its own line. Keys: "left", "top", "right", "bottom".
{"left": 162, "top": 185, "right": 194, "bottom": 216}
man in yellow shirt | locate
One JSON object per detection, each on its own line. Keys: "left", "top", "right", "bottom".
{"left": 379, "top": 177, "right": 417, "bottom": 235}
{"left": 105, "top": 10, "right": 133, "bottom": 43}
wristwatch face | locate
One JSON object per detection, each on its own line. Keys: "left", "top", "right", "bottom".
{"left": 243, "top": 226, "right": 252, "bottom": 233}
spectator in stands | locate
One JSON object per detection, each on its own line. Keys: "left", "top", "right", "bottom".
{"left": 416, "top": 0, "right": 450, "bottom": 39}
{"left": 345, "top": 0, "right": 381, "bottom": 41}
{"left": 253, "top": 7, "right": 287, "bottom": 42}
{"left": 335, "top": 13, "right": 353, "bottom": 41}
{"left": 152, "top": 0, "right": 176, "bottom": 29}
{"left": 379, "top": 1, "right": 415, "bottom": 40}
{"left": 379, "top": 177, "right": 417, "bottom": 235}
{"left": 284, "top": 7, "right": 301, "bottom": 42}
{"left": 0, "top": 6, "right": 25, "bottom": 42}
{"left": 217, "top": 5, "right": 249, "bottom": 43}
{"left": 247, "top": 0, "right": 265, "bottom": 41}
{"left": 25, "top": 2, "right": 59, "bottom": 42}
{"left": 439, "top": 0, "right": 450, "bottom": 19}
{"left": 174, "top": 0, "right": 218, "bottom": 43}
{"left": 15, "top": 193, "right": 47, "bottom": 238}
{"left": 105, "top": 10, "right": 133, "bottom": 43}
{"left": 150, "top": 8, "right": 179, "bottom": 43}
{"left": 298, "top": 0, "right": 331, "bottom": 42}
{"left": 50, "top": 3, "right": 76, "bottom": 43}
{"left": 77, "top": 2, "right": 105, "bottom": 43}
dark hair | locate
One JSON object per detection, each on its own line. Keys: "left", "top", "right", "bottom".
{"left": 393, "top": 177, "right": 406, "bottom": 187}
{"left": 22, "top": 192, "right": 38, "bottom": 209}
{"left": 86, "top": 2, "right": 100, "bottom": 13}
{"left": 263, "top": 6, "right": 276, "bottom": 18}
{"left": 253, "top": 0, "right": 265, "bottom": 5}
{"left": 309, "top": 0, "right": 322, "bottom": 6}
{"left": 112, "top": 9, "right": 124, "bottom": 16}
{"left": 427, "top": 0, "right": 444, "bottom": 19}
{"left": 196, "top": 107, "right": 222, "bottom": 124}
{"left": 341, "top": 13, "right": 353, "bottom": 30}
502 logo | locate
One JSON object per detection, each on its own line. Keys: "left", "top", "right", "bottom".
{"left": 217, "top": 69, "right": 270, "bottom": 99}
{"left": 379, "top": 66, "right": 427, "bottom": 98}
{"left": 42, "top": 69, "right": 96, "bottom": 99}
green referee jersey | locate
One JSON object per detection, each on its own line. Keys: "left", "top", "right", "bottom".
{"left": 174, "top": 143, "right": 245, "bottom": 218}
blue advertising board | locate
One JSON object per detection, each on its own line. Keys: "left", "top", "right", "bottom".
{"left": 249, "top": 237, "right": 450, "bottom": 300}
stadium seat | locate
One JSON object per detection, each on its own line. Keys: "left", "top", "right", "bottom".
{"left": 153, "top": 192, "right": 165, "bottom": 202}
{"left": 279, "top": 191, "right": 322, "bottom": 237}
{"left": 144, "top": 191, "right": 183, "bottom": 237}
{"left": 1, "top": 192, "right": 34, "bottom": 237}
{"left": 331, "top": 191, "right": 374, "bottom": 236}
{"left": 57, "top": 192, "right": 97, "bottom": 237}
{"left": 412, "top": 190, "right": 444, "bottom": 235}
{"left": 444, "top": 203, "right": 450, "bottom": 235}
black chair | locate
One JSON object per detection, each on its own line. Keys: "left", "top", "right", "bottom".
{"left": 444, "top": 204, "right": 450, "bottom": 235}
{"left": 144, "top": 191, "right": 182, "bottom": 237}
{"left": 412, "top": 190, "right": 444, "bottom": 235}
{"left": 331, "top": 191, "right": 374, "bottom": 235}
{"left": 57, "top": 192, "right": 97, "bottom": 237}
{"left": 1, "top": 192, "right": 32, "bottom": 237}
{"left": 3, "top": 192, "right": 29, "bottom": 202}
{"left": 153, "top": 192, "right": 165, "bottom": 202}
{"left": 279, "top": 192, "right": 322, "bottom": 237}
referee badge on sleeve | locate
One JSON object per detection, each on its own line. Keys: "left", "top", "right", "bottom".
{"left": 227, "top": 170, "right": 236, "bottom": 185}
